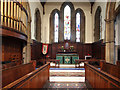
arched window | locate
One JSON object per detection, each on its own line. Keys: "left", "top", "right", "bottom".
{"left": 50, "top": 9, "right": 60, "bottom": 43}
{"left": 54, "top": 13, "right": 59, "bottom": 42}
{"left": 35, "top": 9, "right": 41, "bottom": 42}
{"left": 64, "top": 5, "right": 71, "bottom": 40}
{"left": 75, "top": 8, "right": 85, "bottom": 43}
{"left": 50, "top": 3, "right": 85, "bottom": 43}
{"left": 94, "top": 6, "right": 101, "bottom": 42}
{"left": 76, "top": 13, "right": 80, "bottom": 42}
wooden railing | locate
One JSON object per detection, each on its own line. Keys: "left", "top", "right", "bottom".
{"left": 3, "top": 62, "right": 50, "bottom": 89}
{"left": 85, "top": 62, "right": 120, "bottom": 88}
{"left": 1, "top": 15, "right": 27, "bottom": 35}
{"left": 0, "top": 1, "right": 28, "bottom": 35}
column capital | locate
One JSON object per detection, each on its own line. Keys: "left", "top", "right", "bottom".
{"left": 27, "top": 19, "right": 32, "bottom": 24}
{"left": 104, "top": 18, "right": 115, "bottom": 23}
{"left": 105, "top": 41, "right": 115, "bottom": 44}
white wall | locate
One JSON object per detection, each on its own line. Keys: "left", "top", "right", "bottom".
{"left": 28, "top": 0, "right": 44, "bottom": 42}
{"left": 115, "top": 1, "right": 120, "bottom": 10}
{"left": 28, "top": 1, "right": 108, "bottom": 44}
{"left": 115, "top": 15, "right": 120, "bottom": 45}
{"left": 92, "top": 2, "right": 107, "bottom": 42}
{"left": 115, "top": 2, "right": 120, "bottom": 45}
{"left": 43, "top": 2, "right": 93, "bottom": 43}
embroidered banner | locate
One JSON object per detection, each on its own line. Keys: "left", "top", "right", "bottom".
{"left": 42, "top": 44, "right": 48, "bottom": 55}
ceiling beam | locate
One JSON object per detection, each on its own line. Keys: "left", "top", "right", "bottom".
{"left": 40, "top": 0, "right": 47, "bottom": 14}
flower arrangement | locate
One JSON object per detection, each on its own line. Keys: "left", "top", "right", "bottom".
{"left": 61, "top": 46, "right": 64, "bottom": 51}
{"left": 70, "top": 46, "right": 74, "bottom": 51}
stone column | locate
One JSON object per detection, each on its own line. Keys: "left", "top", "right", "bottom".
{"left": 115, "top": 45, "right": 118, "bottom": 64}
{"left": 22, "top": 20, "right": 31, "bottom": 64}
{"left": 105, "top": 18, "right": 115, "bottom": 64}
{"left": 23, "top": 44, "right": 27, "bottom": 64}
{"left": 26, "top": 21, "right": 31, "bottom": 63}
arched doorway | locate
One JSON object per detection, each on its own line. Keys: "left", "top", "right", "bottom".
{"left": 105, "top": 2, "right": 116, "bottom": 64}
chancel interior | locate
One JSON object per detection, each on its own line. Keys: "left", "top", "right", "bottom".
{"left": 1, "top": 0, "right": 120, "bottom": 89}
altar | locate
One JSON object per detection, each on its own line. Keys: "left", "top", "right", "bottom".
{"left": 56, "top": 53, "right": 79, "bottom": 64}
{"left": 55, "top": 40, "right": 79, "bottom": 64}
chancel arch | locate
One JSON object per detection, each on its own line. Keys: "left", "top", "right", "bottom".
{"left": 105, "top": 2, "right": 116, "bottom": 64}
{"left": 94, "top": 6, "right": 101, "bottom": 42}
{"left": 34, "top": 8, "right": 41, "bottom": 42}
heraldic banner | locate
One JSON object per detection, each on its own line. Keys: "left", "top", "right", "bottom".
{"left": 42, "top": 44, "right": 48, "bottom": 55}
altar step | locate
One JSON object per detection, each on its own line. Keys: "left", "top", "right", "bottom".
{"left": 50, "top": 62, "right": 84, "bottom": 68}
{"left": 43, "top": 67, "right": 86, "bottom": 88}
{"left": 49, "top": 68, "right": 85, "bottom": 82}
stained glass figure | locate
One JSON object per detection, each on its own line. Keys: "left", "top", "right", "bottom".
{"left": 76, "top": 13, "right": 80, "bottom": 42}
{"left": 54, "top": 13, "right": 59, "bottom": 42}
{"left": 64, "top": 5, "right": 71, "bottom": 40}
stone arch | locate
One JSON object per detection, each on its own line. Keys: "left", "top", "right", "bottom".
{"left": 114, "top": 4, "right": 120, "bottom": 62}
{"left": 75, "top": 8, "right": 85, "bottom": 43}
{"left": 49, "top": 9, "right": 60, "bottom": 43}
{"left": 34, "top": 8, "right": 41, "bottom": 42}
{"left": 94, "top": 6, "right": 101, "bottom": 42}
{"left": 105, "top": 2, "right": 116, "bottom": 64}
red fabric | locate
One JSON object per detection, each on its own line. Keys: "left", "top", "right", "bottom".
{"left": 42, "top": 44, "right": 48, "bottom": 54}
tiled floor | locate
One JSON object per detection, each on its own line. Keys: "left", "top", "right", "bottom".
{"left": 44, "top": 67, "right": 87, "bottom": 88}
{"left": 44, "top": 82, "right": 87, "bottom": 88}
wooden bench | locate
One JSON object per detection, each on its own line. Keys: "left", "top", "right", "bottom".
{"left": 116, "top": 60, "right": 120, "bottom": 66}
{"left": 85, "top": 62, "right": 120, "bottom": 88}
{"left": 2, "top": 60, "right": 23, "bottom": 69}
{"left": 75, "top": 59, "right": 101, "bottom": 68}
{"left": 3, "top": 62, "right": 50, "bottom": 89}
{"left": 40, "top": 59, "right": 60, "bottom": 68}
{"left": 2, "top": 63, "right": 34, "bottom": 87}
{"left": 100, "top": 60, "right": 120, "bottom": 79}
{"left": 48, "top": 59, "right": 60, "bottom": 68}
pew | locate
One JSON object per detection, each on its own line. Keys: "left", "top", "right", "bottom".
{"left": 85, "top": 61, "right": 120, "bottom": 88}
{"left": 2, "top": 60, "right": 23, "bottom": 69}
{"left": 47, "top": 59, "right": 60, "bottom": 68}
{"left": 39, "top": 59, "right": 60, "bottom": 68}
{"left": 75, "top": 59, "right": 101, "bottom": 68}
{"left": 3, "top": 62, "right": 50, "bottom": 89}
{"left": 2, "top": 62, "right": 16, "bottom": 69}
{"left": 100, "top": 60, "right": 120, "bottom": 79}
{"left": 2, "top": 63, "right": 34, "bottom": 87}
{"left": 116, "top": 60, "right": 120, "bottom": 66}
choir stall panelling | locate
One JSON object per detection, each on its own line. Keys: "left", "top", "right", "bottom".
{"left": 49, "top": 42, "right": 92, "bottom": 59}
{"left": 2, "top": 37, "right": 23, "bottom": 62}
{"left": 47, "top": 40, "right": 105, "bottom": 59}
{"left": 31, "top": 40, "right": 43, "bottom": 60}
{"left": 92, "top": 40, "right": 105, "bottom": 59}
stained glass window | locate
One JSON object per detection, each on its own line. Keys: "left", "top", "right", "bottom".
{"left": 54, "top": 13, "right": 59, "bottom": 42}
{"left": 76, "top": 13, "right": 80, "bottom": 42}
{"left": 64, "top": 5, "right": 71, "bottom": 40}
